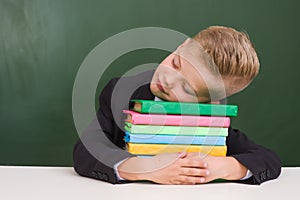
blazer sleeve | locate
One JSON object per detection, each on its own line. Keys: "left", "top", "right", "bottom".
{"left": 73, "top": 78, "right": 134, "bottom": 184}
{"left": 227, "top": 127, "right": 282, "bottom": 184}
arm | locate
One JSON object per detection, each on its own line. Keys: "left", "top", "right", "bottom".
{"left": 192, "top": 127, "right": 281, "bottom": 184}
{"left": 226, "top": 127, "right": 282, "bottom": 184}
{"left": 73, "top": 74, "right": 209, "bottom": 185}
{"left": 73, "top": 78, "right": 134, "bottom": 184}
{"left": 117, "top": 152, "right": 210, "bottom": 184}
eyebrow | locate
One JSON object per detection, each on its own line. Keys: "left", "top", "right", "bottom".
{"left": 177, "top": 55, "right": 199, "bottom": 97}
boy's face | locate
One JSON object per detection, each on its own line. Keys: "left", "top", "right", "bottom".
{"left": 150, "top": 39, "right": 250, "bottom": 103}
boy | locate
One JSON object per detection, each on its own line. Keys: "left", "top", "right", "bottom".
{"left": 73, "top": 26, "right": 281, "bottom": 185}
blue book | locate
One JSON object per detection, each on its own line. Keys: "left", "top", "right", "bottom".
{"left": 124, "top": 132, "right": 226, "bottom": 146}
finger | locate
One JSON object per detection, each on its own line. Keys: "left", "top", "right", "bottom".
{"left": 197, "top": 176, "right": 216, "bottom": 184}
{"left": 180, "top": 167, "right": 210, "bottom": 177}
{"left": 177, "top": 151, "right": 187, "bottom": 158}
{"left": 197, "top": 177, "right": 207, "bottom": 184}
{"left": 180, "top": 158, "right": 208, "bottom": 168}
{"left": 177, "top": 175, "right": 206, "bottom": 185}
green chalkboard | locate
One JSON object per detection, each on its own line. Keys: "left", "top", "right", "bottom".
{"left": 0, "top": 0, "right": 299, "bottom": 166}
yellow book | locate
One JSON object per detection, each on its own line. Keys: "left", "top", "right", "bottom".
{"left": 127, "top": 143, "right": 227, "bottom": 156}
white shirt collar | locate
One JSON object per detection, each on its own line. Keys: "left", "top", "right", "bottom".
{"left": 154, "top": 96, "right": 164, "bottom": 101}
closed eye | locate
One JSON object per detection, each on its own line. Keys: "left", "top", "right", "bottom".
{"left": 183, "top": 82, "right": 196, "bottom": 96}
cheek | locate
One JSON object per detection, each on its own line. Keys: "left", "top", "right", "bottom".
{"left": 168, "top": 87, "right": 195, "bottom": 102}
{"left": 154, "top": 64, "right": 169, "bottom": 77}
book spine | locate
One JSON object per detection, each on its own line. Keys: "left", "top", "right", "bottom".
{"left": 124, "top": 123, "right": 229, "bottom": 136}
{"left": 125, "top": 132, "right": 226, "bottom": 145}
{"left": 124, "top": 110, "right": 230, "bottom": 127}
{"left": 136, "top": 101, "right": 238, "bottom": 116}
{"left": 127, "top": 143, "right": 227, "bottom": 156}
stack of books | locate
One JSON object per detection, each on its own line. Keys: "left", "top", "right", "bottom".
{"left": 123, "top": 100, "right": 238, "bottom": 157}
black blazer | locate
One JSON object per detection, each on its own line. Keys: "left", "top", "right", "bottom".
{"left": 73, "top": 70, "right": 281, "bottom": 184}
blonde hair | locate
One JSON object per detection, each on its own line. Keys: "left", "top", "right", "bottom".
{"left": 193, "top": 26, "right": 260, "bottom": 79}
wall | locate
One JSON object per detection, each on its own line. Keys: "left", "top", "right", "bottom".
{"left": 0, "top": 0, "right": 299, "bottom": 166}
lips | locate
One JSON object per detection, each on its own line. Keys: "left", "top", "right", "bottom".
{"left": 157, "top": 78, "right": 166, "bottom": 93}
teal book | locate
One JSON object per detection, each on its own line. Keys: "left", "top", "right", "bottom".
{"left": 124, "top": 132, "right": 226, "bottom": 145}
{"left": 132, "top": 100, "right": 238, "bottom": 117}
{"left": 124, "top": 122, "right": 228, "bottom": 136}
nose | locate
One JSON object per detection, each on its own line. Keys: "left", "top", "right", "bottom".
{"left": 164, "top": 79, "right": 183, "bottom": 99}
{"left": 166, "top": 84, "right": 187, "bottom": 102}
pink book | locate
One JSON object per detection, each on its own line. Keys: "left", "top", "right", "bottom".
{"left": 123, "top": 110, "right": 230, "bottom": 127}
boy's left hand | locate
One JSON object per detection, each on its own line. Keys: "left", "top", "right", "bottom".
{"left": 184, "top": 153, "right": 248, "bottom": 183}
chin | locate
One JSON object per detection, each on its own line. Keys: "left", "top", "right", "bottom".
{"left": 149, "top": 82, "right": 156, "bottom": 93}
{"left": 149, "top": 84, "right": 160, "bottom": 96}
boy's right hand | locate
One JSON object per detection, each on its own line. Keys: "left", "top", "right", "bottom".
{"left": 118, "top": 152, "right": 210, "bottom": 184}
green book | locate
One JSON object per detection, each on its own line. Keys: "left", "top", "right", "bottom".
{"left": 125, "top": 122, "right": 228, "bottom": 136}
{"left": 132, "top": 100, "right": 238, "bottom": 117}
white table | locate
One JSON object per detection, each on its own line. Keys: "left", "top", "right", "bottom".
{"left": 0, "top": 166, "right": 298, "bottom": 200}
